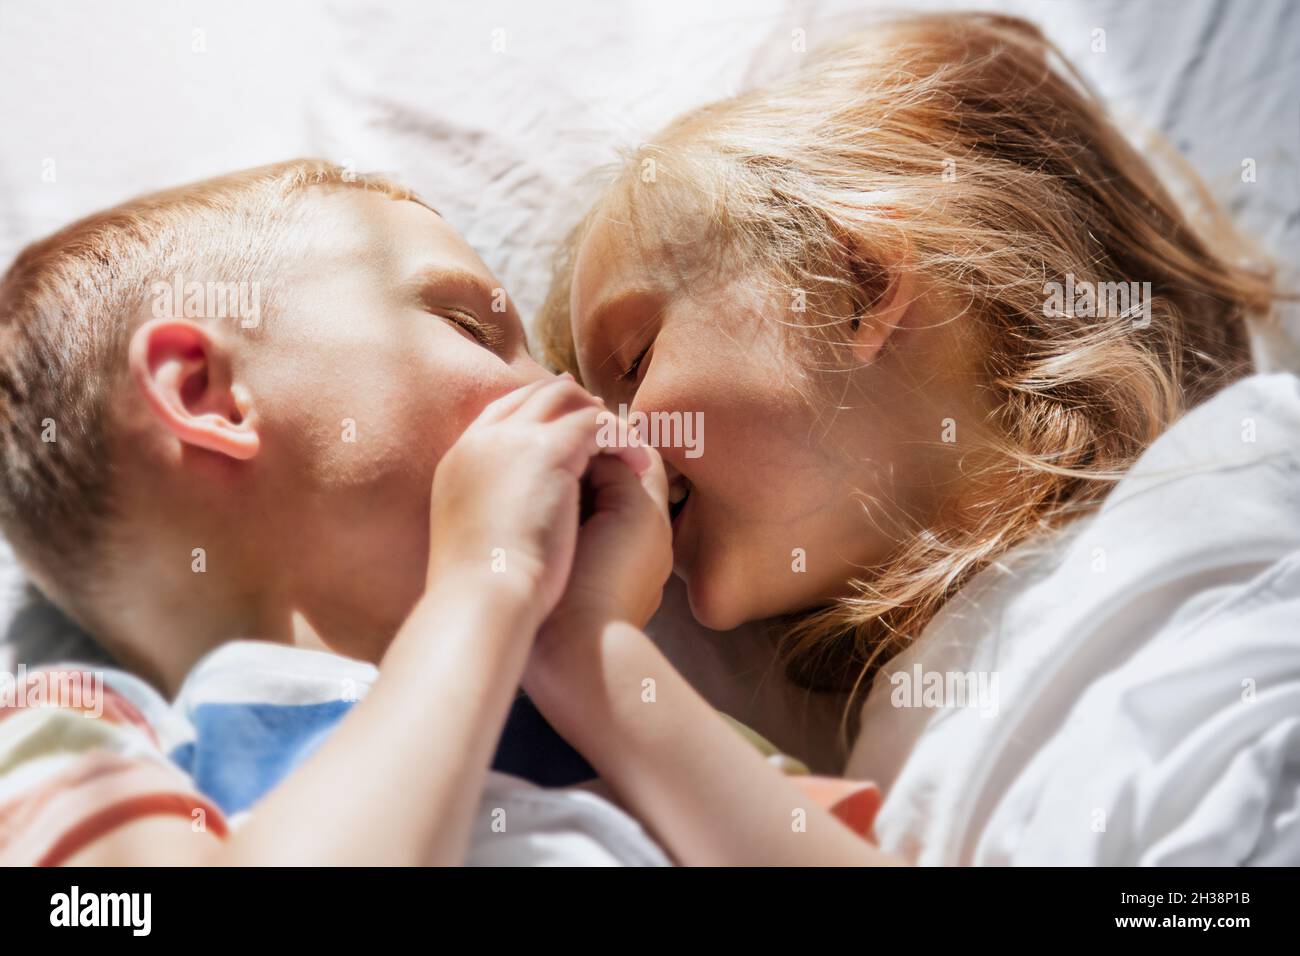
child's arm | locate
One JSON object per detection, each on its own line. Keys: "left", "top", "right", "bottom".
{"left": 522, "top": 452, "right": 905, "bottom": 867}
{"left": 60, "top": 378, "right": 648, "bottom": 866}
{"left": 209, "top": 578, "right": 538, "bottom": 866}
{"left": 69, "top": 579, "right": 537, "bottom": 866}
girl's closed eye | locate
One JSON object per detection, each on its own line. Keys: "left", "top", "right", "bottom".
{"left": 620, "top": 340, "right": 652, "bottom": 384}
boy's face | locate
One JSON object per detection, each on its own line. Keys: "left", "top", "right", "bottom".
{"left": 233, "top": 189, "right": 550, "bottom": 658}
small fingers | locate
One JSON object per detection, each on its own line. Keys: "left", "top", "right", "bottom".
{"left": 582, "top": 454, "right": 652, "bottom": 516}
{"left": 599, "top": 410, "right": 654, "bottom": 476}
{"left": 545, "top": 406, "right": 648, "bottom": 478}
{"left": 636, "top": 444, "right": 669, "bottom": 517}
{"left": 475, "top": 377, "right": 553, "bottom": 426}
{"left": 516, "top": 375, "right": 602, "bottom": 424}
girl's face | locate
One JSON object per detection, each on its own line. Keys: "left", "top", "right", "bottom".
{"left": 569, "top": 215, "right": 976, "bottom": 631}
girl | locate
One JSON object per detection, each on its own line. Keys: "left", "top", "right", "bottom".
{"left": 525, "top": 13, "right": 1300, "bottom": 864}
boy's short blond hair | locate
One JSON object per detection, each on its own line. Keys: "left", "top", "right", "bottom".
{"left": 0, "top": 159, "right": 415, "bottom": 632}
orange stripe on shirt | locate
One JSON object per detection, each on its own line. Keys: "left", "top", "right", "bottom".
{"left": 788, "top": 775, "right": 883, "bottom": 843}
{"left": 40, "top": 790, "right": 229, "bottom": 866}
{"left": 0, "top": 749, "right": 227, "bottom": 866}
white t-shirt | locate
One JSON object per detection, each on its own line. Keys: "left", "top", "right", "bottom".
{"left": 0, "top": 638, "right": 669, "bottom": 867}
{"left": 847, "top": 373, "right": 1300, "bottom": 865}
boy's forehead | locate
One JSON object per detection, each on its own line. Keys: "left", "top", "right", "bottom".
{"left": 297, "top": 189, "right": 490, "bottom": 284}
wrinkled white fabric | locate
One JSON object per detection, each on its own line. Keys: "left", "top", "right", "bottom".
{"left": 849, "top": 374, "right": 1300, "bottom": 865}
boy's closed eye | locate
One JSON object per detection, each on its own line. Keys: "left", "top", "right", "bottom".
{"left": 440, "top": 306, "right": 505, "bottom": 350}
{"left": 406, "top": 265, "right": 511, "bottom": 352}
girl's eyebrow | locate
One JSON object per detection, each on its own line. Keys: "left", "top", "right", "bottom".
{"left": 580, "top": 288, "right": 666, "bottom": 377}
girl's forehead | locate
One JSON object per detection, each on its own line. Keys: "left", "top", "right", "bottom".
{"left": 571, "top": 218, "right": 635, "bottom": 320}
{"left": 573, "top": 213, "right": 685, "bottom": 300}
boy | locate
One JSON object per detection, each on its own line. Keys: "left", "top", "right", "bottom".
{"left": 0, "top": 159, "right": 670, "bottom": 864}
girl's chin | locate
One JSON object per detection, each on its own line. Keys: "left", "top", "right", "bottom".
{"left": 680, "top": 551, "right": 834, "bottom": 630}
{"left": 680, "top": 565, "right": 751, "bottom": 633}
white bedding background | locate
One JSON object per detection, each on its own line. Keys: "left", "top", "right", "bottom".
{"left": 2, "top": 0, "right": 1298, "bottom": 772}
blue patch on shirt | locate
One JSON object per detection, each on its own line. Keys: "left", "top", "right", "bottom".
{"left": 171, "top": 700, "right": 353, "bottom": 815}
{"left": 170, "top": 695, "right": 595, "bottom": 815}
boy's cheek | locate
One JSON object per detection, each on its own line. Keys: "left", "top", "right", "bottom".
{"left": 441, "top": 362, "right": 541, "bottom": 436}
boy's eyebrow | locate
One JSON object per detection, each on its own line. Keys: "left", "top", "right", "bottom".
{"left": 401, "top": 265, "right": 496, "bottom": 303}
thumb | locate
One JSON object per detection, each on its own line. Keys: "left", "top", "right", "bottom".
{"left": 583, "top": 452, "right": 663, "bottom": 520}
{"left": 636, "top": 444, "right": 669, "bottom": 519}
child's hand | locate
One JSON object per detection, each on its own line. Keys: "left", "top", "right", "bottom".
{"left": 543, "top": 438, "right": 672, "bottom": 635}
{"left": 426, "top": 377, "right": 651, "bottom": 622}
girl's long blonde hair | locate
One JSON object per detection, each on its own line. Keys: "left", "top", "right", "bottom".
{"left": 539, "top": 13, "right": 1278, "bottom": 708}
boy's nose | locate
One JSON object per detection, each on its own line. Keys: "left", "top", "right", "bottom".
{"left": 513, "top": 353, "right": 560, "bottom": 389}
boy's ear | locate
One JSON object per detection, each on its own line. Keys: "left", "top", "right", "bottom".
{"left": 127, "top": 319, "right": 260, "bottom": 461}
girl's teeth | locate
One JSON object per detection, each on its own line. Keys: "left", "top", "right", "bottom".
{"left": 668, "top": 484, "right": 688, "bottom": 505}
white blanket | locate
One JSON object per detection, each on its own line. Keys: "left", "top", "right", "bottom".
{"left": 850, "top": 373, "right": 1300, "bottom": 864}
